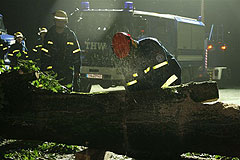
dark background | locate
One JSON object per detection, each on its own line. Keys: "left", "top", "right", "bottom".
{"left": 1, "top": 0, "right": 239, "bottom": 84}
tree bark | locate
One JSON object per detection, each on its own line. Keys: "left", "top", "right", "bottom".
{"left": 0, "top": 71, "right": 239, "bottom": 160}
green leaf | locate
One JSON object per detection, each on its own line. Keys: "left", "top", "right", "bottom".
{"left": 16, "top": 52, "right": 22, "bottom": 58}
{"left": 66, "top": 83, "right": 72, "bottom": 89}
{"left": 0, "top": 67, "right": 4, "bottom": 73}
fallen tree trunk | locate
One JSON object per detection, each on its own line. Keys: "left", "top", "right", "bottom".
{"left": 0, "top": 71, "right": 240, "bottom": 159}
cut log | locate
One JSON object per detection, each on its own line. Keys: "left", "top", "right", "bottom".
{"left": 0, "top": 71, "right": 239, "bottom": 159}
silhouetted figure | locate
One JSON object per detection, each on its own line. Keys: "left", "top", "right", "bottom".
{"left": 8, "top": 32, "right": 28, "bottom": 68}
{"left": 41, "top": 10, "right": 81, "bottom": 91}
{"left": 112, "top": 32, "right": 181, "bottom": 91}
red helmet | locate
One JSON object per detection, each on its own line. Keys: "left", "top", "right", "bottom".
{"left": 112, "top": 32, "right": 136, "bottom": 59}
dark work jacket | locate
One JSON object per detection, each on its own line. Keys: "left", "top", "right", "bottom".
{"left": 127, "top": 37, "right": 181, "bottom": 91}
{"left": 8, "top": 40, "right": 28, "bottom": 67}
{"left": 41, "top": 25, "right": 81, "bottom": 86}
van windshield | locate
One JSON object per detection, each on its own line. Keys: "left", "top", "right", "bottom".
{"left": 73, "top": 11, "right": 129, "bottom": 66}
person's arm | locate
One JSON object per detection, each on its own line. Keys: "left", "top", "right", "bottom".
{"left": 7, "top": 44, "right": 17, "bottom": 68}
{"left": 0, "top": 40, "right": 8, "bottom": 59}
{"left": 21, "top": 40, "right": 29, "bottom": 59}
{"left": 69, "top": 31, "right": 81, "bottom": 74}
{"left": 68, "top": 31, "right": 81, "bottom": 91}
{"left": 40, "top": 32, "right": 53, "bottom": 71}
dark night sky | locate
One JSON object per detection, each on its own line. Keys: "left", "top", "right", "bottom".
{"left": 1, "top": 0, "right": 239, "bottom": 82}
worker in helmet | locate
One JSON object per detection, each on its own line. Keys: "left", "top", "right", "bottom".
{"left": 0, "top": 31, "right": 8, "bottom": 60}
{"left": 112, "top": 32, "right": 181, "bottom": 91}
{"left": 41, "top": 10, "right": 81, "bottom": 91}
{"left": 38, "top": 27, "right": 48, "bottom": 38}
{"left": 8, "top": 31, "right": 28, "bottom": 68}
{"left": 32, "top": 27, "right": 48, "bottom": 66}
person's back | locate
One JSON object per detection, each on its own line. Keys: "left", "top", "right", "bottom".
{"left": 137, "top": 38, "right": 181, "bottom": 87}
